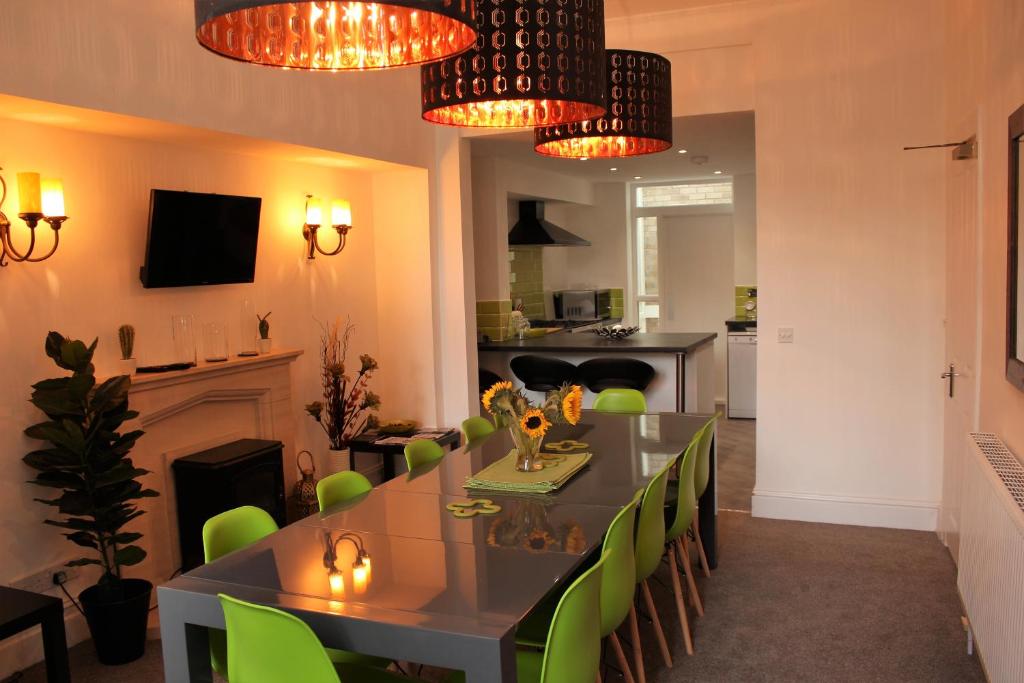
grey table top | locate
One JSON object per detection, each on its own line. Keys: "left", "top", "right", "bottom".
{"left": 477, "top": 332, "right": 718, "bottom": 353}
{"left": 161, "top": 411, "right": 710, "bottom": 678}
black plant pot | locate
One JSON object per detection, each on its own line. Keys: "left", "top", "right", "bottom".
{"left": 79, "top": 578, "right": 153, "bottom": 665}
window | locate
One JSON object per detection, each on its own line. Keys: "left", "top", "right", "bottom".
{"left": 632, "top": 180, "right": 734, "bottom": 332}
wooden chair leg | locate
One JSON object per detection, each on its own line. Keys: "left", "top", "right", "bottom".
{"left": 667, "top": 543, "right": 695, "bottom": 655}
{"left": 677, "top": 538, "right": 704, "bottom": 616}
{"left": 628, "top": 602, "right": 646, "bottom": 683}
{"left": 641, "top": 579, "right": 673, "bottom": 668}
{"left": 692, "top": 519, "right": 711, "bottom": 578}
{"left": 609, "top": 632, "right": 636, "bottom": 683}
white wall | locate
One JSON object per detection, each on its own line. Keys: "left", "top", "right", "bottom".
{"left": 608, "top": 0, "right": 948, "bottom": 530}
{"left": 732, "top": 173, "right": 757, "bottom": 286}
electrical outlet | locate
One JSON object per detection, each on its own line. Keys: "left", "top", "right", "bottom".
{"left": 777, "top": 327, "right": 795, "bottom": 344}
{"left": 11, "top": 564, "right": 78, "bottom": 596}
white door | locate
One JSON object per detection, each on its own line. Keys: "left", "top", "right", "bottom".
{"left": 939, "top": 129, "right": 981, "bottom": 560}
{"left": 657, "top": 213, "right": 735, "bottom": 402}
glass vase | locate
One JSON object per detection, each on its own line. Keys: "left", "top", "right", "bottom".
{"left": 509, "top": 425, "right": 544, "bottom": 472}
{"left": 238, "top": 298, "right": 258, "bottom": 357}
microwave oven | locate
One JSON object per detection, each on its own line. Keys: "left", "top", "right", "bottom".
{"left": 553, "top": 289, "right": 612, "bottom": 321}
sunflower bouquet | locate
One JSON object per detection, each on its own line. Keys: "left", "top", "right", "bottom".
{"left": 482, "top": 380, "right": 583, "bottom": 472}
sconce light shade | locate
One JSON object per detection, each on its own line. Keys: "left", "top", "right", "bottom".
{"left": 421, "top": 0, "right": 607, "bottom": 128}
{"left": 195, "top": 0, "right": 478, "bottom": 71}
{"left": 306, "top": 196, "right": 324, "bottom": 225}
{"left": 534, "top": 49, "right": 672, "bottom": 158}
{"left": 41, "top": 179, "right": 66, "bottom": 218}
{"left": 17, "top": 172, "right": 42, "bottom": 215}
{"left": 331, "top": 199, "right": 352, "bottom": 227}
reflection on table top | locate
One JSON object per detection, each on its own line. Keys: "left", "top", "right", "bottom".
{"left": 382, "top": 411, "right": 709, "bottom": 506}
{"left": 182, "top": 411, "right": 709, "bottom": 635}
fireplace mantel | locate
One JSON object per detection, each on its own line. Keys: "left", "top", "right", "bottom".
{"left": 126, "top": 348, "right": 303, "bottom": 395}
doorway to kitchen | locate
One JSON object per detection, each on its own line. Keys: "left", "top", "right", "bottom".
{"left": 629, "top": 111, "right": 758, "bottom": 510}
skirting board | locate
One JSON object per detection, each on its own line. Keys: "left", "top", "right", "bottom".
{"left": 752, "top": 489, "right": 939, "bottom": 531}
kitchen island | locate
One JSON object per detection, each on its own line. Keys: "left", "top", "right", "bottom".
{"left": 479, "top": 332, "right": 717, "bottom": 412}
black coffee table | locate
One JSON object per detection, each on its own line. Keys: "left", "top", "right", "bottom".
{"left": 348, "top": 428, "right": 461, "bottom": 482}
{"left": 0, "top": 586, "right": 70, "bottom": 682}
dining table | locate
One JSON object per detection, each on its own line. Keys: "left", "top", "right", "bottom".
{"left": 157, "top": 410, "right": 717, "bottom": 682}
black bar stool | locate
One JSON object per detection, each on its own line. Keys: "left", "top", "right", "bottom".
{"left": 510, "top": 355, "right": 578, "bottom": 392}
{"left": 578, "top": 357, "right": 656, "bottom": 393}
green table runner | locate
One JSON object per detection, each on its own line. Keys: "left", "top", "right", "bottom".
{"left": 465, "top": 450, "right": 592, "bottom": 494}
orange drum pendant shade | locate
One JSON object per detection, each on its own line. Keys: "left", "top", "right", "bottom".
{"left": 534, "top": 49, "right": 672, "bottom": 158}
{"left": 421, "top": 0, "right": 607, "bottom": 128}
{"left": 195, "top": 0, "right": 478, "bottom": 70}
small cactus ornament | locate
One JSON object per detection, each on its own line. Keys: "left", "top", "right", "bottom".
{"left": 118, "top": 325, "right": 135, "bottom": 360}
{"left": 257, "top": 312, "right": 272, "bottom": 340}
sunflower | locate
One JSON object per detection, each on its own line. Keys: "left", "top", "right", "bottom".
{"left": 520, "top": 409, "right": 551, "bottom": 439}
{"left": 561, "top": 385, "right": 583, "bottom": 425}
{"left": 482, "top": 381, "right": 514, "bottom": 414}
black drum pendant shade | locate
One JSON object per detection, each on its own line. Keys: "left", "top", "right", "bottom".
{"left": 421, "top": 0, "right": 607, "bottom": 128}
{"left": 195, "top": 0, "right": 478, "bottom": 70}
{"left": 534, "top": 49, "right": 672, "bottom": 157}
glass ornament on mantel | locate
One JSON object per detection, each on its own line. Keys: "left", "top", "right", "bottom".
{"left": 202, "top": 321, "right": 229, "bottom": 362}
{"left": 238, "top": 299, "right": 259, "bottom": 357}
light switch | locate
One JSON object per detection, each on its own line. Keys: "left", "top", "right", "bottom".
{"left": 777, "top": 327, "right": 794, "bottom": 343}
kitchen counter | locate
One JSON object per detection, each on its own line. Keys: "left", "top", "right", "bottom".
{"left": 726, "top": 317, "right": 757, "bottom": 332}
{"left": 479, "top": 332, "right": 717, "bottom": 413}
{"left": 479, "top": 332, "right": 717, "bottom": 353}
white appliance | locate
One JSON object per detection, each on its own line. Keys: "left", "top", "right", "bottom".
{"left": 727, "top": 330, "right": 757, "bottom": 418}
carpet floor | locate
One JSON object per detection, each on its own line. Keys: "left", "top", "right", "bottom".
{"left": 714, "top": 406, "right": 756, "bottom": 512}
{"left": 7, "top": 512, "right": 984, "bottom": 683}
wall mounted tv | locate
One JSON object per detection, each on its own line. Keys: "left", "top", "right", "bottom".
{"left": 140, "top": 189, "right": 262, "bottom": 288}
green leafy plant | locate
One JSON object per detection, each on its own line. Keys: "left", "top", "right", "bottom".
{"left": 257, "top": 312, "right": 271, "bottom": 340}
{"left": 22, "top": 332, "right": 156, "bottom": 584}
{"left": 118, "top": 324, "right": 135, "bottom": 360}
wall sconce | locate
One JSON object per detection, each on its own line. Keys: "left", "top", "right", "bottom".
{"left": 303, "top": 194, "right": 352, "bottom": 261}
{"left": 322, "top": 531, "right": 372, "bottom": 598}
{"left": 0, "top": 169, "right": 69, "bottom": 267}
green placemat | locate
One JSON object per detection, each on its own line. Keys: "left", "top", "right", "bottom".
{"left": 465, "top": 450, "right": 592, "bottom": 494}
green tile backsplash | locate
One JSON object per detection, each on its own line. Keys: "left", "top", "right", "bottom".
{"left": 735, "top": 285, "right": 757, "bottom": 317}
{"left": 509, "top": 247, "right": 545, "bottom": 319}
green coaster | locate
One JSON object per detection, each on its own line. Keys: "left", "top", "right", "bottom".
{"left": 446, "top": 499, "right": 503, "bottom": 518}
{"left": 544, "top": 440, "right": 590, "bottom": 453}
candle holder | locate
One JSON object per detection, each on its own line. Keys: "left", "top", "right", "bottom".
{"left": 0, "top": 169, "right": 68, "bottom": 267}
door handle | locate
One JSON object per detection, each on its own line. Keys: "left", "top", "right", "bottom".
{"left": 940, "top": 364, "right": 961, "bottom": 398}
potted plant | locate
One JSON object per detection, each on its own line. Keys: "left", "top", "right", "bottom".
{"left": 482, "top": 381, "right": 583, "bottom": 471}
{"left": 256, "top": 311, "right": 272, "bottom": 354}
{"left": 117, "top": 324, "right": 137, "bottom": 375}
{"left": 23, "top": 332, "right": 157, "bottom": 665}
{"left": 305, "top": 318, "right": 381, "bottom": 473}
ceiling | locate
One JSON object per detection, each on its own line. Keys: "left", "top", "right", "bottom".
{"left": 604, "top": 0, "right": 749, "bottom": 19}
{"left": 470, "top": 111, "right": 755, "bottom": 183}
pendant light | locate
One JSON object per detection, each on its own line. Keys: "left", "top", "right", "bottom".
{"left": 534, "top": 49, "right": 672, "bottom": 158}
{"left": 195, "top": 1, "right": 478, "bottom": 70}
{"left": 421, "top": 0, "right": 607, "bottom": 128}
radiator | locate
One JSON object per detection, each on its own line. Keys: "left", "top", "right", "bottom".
{"left": 958, "top": 433, "right": 1024, "bottom": 682}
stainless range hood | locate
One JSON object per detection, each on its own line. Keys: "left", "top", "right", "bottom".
{"left": 508, "top": 201, "right": 591, "bottom": 247}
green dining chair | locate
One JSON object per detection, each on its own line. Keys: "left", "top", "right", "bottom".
{"left": 451, "top": 550, "right": 609, "bottom": 683}
{"left": 516, "top": 492, "right": 642, "bottom": 683}
{"left": 217, "top": 594, "right": 419, "bottom": 683}
{"left": 691, "top": 414, "right": 721, "bottom": 578}
{"left": 592, "top": 388, "right": 648, "bottom": 414}
{"left": 663, "top": 435, "right": 704, "bottom": 655}
{"left": 461, "top": 416, "right": 496, "bottom": 442}
{"left": 316, "top": 470, "right": 373, "bottom": 512}
{"left": 404, "top": 439, "right": 445, "bottom": 470}
{"left": 632, "top": 463, "right": 675, "bottom": 679}
{"left": 203, "top": 507, "right": 386, "bottom": 679}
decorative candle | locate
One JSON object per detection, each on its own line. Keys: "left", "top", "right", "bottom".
{"left": 306, "top": 197, "right": 323, "bottom": 226}
{"left": 328, "top": 569, "right": 345, "bottom": 597}
{"left": 352, "top": 561, "right": 368, "bottom": 595}
{"left": 331, "top": 199, "right": 352, "bottom": 227}
{"left": 41, "top": 179, "right": 65, "bottom": 217}
{"left": 17, "top": 172, "right": 42, "bottom": 214}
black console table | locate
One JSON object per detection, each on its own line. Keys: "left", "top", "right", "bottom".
{"left": 0, "top": 587, "right": 70, "bottom": 683}
{"left": 348, "top": 429, "right": 461, "bottom": 482}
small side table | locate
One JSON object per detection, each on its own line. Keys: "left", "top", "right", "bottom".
{"left": 0, "top": 586, "right": 71, "bottom": 683}
{"left": 349, "top": 429, "right": 462, "bottom": 482}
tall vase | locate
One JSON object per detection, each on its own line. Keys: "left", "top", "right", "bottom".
{"left": 327, "top": 447, "right": 351, "bottom": 475}
{"left": 510, "top": 427, "right": 543, "bottom": 473}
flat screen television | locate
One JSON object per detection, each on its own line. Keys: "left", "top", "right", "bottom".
{"left": 140, "top": 189, "right": 262, "bottom": 288}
